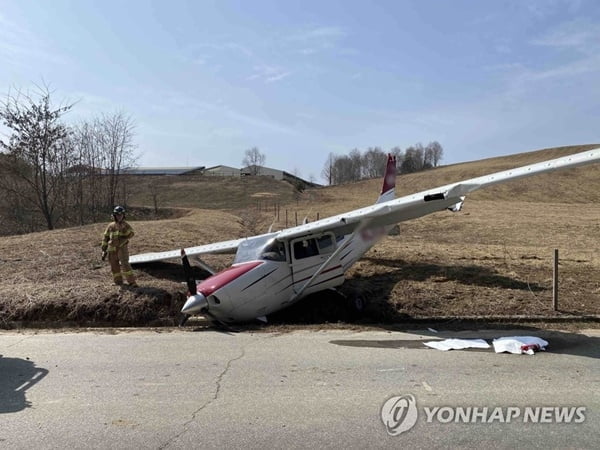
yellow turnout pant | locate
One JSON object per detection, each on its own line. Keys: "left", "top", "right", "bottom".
{"left": 108, "top": 246, "right": 136, "bottom": 285}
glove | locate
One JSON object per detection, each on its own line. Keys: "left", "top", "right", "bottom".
{"left": 101, "top": 251, "right": 107, "bottom": 261}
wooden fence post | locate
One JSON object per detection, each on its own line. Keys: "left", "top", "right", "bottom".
{"left": 553, "top": 249, "right": 559, "bottom": 311}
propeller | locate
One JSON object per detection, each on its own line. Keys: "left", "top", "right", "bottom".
{"left": 179, "top": 248, "right": 210, "bottom": 327}
{"left": 179, "top": 248, "right": 196, "bottom": 327}
{"left": 179, "top": 249, "right": 237, "bottom": 332}
{"left": 181, "top": 248, "right": 197, "bottom": 296}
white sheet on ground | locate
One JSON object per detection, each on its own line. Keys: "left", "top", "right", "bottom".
{"left": 492, "top": 336, "right": 548, "bottom": 355}
{"left": 424, "top": 338, "right": 490, "bottom": 351}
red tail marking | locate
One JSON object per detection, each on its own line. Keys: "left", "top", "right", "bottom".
{"left": 380, "top": 154, "right": 397, "bottom": 195}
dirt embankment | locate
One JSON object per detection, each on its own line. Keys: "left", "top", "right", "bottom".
{"left": 1, "top": 145, "right": 599, "bottom": 328}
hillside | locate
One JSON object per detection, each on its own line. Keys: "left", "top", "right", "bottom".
{"left": 124, "top": 173, "right": 301, "bottom": 211}
{"left": 124, "top": 144, "right": 600, "bottom": 218}
{"left": 1, "top": 144, "right": 599, "bottom": 328}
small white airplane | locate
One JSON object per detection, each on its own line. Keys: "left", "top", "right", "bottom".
{"left": 130, "top": 147, "right": 600, "bottom": 325}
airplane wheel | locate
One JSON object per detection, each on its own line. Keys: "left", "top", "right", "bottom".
{"left": 346, "top": 294, "right": 367, "bottom": 319}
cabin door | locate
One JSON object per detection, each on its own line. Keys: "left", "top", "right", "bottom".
{"left": 289, "top": 233, "right": 341, "bottom": 295}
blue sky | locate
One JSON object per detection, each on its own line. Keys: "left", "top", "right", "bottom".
{"left": 1, "top": 0, "right": 599, "bottom": 182}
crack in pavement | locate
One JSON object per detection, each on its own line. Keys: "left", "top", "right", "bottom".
{"left": 159, "top": 347, "right": 246, "bottom": 449}
{"left": 2, "top": 333, "right": 37, "bottom": 349}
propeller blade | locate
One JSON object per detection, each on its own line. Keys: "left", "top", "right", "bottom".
{"left": 181, "top": 248, "right": 197, "bottom": 296}
{"left": 178, "top": 313, "right": 191, "bottom": 327}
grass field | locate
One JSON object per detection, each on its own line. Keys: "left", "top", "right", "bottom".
{"left": 1, "top": 144, "right": 598, "bottom": 328}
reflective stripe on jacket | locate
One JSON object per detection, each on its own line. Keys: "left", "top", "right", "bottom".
{"left": 101, "top": 220, "right": 135, "bottom": 252}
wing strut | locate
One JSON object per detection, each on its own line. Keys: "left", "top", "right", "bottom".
{"left": 192, "top": 256, "right": 217, "bottom": 275}
{"left": 290, "top": 219, "right": 372, "bottom": 302}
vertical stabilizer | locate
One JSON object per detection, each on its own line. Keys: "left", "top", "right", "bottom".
{"left": 377, "top": 154, "right": 396, "bottom": 204}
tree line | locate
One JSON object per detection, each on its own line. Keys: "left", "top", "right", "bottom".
{"left": 321, "top": 142, "right": 444, "bottom": 185}
{"left": 0, "top": 86, "right": 136, "bottom": 234}
{"left": 0, "top": 85, "right": 446, "bottom": 235}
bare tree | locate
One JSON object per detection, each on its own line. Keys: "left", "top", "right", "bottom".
{"left": 427, "top": 141, "right": 444, "bottom": 167}
{"left": 98, "top": 112, "right": 137, "bottom": 207}
{"left": 322, "top": 142, "right": 443, "bottom": 185}
{"left": 349, "top": 149, "right": 362, "bottom": 181}
{"left": 362, "top": 147, "right": 387, "bottom": 178}
{"left": 242, "top": 147, "right": 266, "bottom": 175}
{"left": 321, "top": 152, "right": 337, "bottom": 185}
{"left": 69, "top": 113, "right": 136, "bottom": 222}
{"left": 390, "top": 146, "right": 404, "bottom": 171}
{"left": 71, "top": 120, "right": 105, "bottom": 223}
{"left": 423, "top": 145, "right": 434, "bottom": 170}
{"left": 0, "top": 86, "right": 74, "bottom": 230}
{"left": 401, "top": 143, "right": 429, "bottom": 173}
{"left": 330, "top": 155, "right": 347, "bottom": 184}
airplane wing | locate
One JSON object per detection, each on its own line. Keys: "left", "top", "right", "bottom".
{"left": 275, "top": 147, "right": 600, "bottom": 241}
{"left": 130, "top": 148, "right": 600, "bottom": 264}
{"left": 129, "top": 238, "right": 243, "bottom": 264}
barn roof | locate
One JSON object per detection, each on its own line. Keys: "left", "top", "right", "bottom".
{"left": 121, "top": 166, "right": 205, "bottom": 175}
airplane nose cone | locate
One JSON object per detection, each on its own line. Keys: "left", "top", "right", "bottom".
{"left": 181, "top": 293, "right": 208, "bottom": 315}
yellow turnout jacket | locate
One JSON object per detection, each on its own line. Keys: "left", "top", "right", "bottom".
{"left": 101, "top": 220, "right": 135, "bottom": 253}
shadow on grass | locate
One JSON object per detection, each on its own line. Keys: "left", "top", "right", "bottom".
{"left": 134, "top": 261, "right": 210, "bottom": 283}
{"left": 269, "top": 257, "right": 547, "bottom": 325}
{"left": 360, "top": 256, "right": 545, "bottom": 291}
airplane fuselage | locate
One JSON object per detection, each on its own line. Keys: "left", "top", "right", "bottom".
{"left": 182, "top": 225, "right": 390, "bottom": 322}
{"left": 135, "top": 147, "right": 600, "bottom": 324}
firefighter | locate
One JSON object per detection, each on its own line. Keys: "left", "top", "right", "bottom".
{"left": 101, "top": 206, "right": 137, "bottom": 287}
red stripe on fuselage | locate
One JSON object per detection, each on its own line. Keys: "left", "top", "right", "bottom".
{"left": 196, "top": 261, "right": 263, "bottom": 297}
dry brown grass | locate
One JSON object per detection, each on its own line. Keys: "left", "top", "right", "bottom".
{"left": 125, "top": 174, "right": 299, "bottom": 210}
{"left": 1, "top": 144, "right": 599, "bottom": 327}
{"left": 343, "top": 199, "right": 600, "bottom": 320}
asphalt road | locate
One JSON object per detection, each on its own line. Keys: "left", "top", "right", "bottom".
{"left": 1, "top": 327, "right": 598, "bottom": 449}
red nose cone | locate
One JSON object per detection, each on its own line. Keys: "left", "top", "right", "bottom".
{"left": 196, "top": 261, "right": 263, "bottom": 297}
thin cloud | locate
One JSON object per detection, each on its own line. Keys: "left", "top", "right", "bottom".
{"left": 137, "top": 86, "right": 297, "bottom": 135}
{"left": 290, "top": 26, "right": 347, "bottom": 42}
{"left": 266, "top": 71, "right": 291, "bottom": 83}
{"left": 187, "top": 41, "right": 254, "bottom": 58}
{"left": 483, "top": 62, "right": 526, "bottom": 72}
{"left": 531, "top": 19, "right": 600, "bottom": 53}
{"left": 525, "top": 0, "right": 584, "bottom": 18}
{"left": 0, "top": 13, "right": 35, "bottom": 63}
{"left": 521, "top": 54, "right": 600, "bottom": 82}
{"left": 0, "top": 12, "right": 68, "bottom": 67}
{"left": 248, "top": 65, "right": 292, "bottom": 83}
{"left": 225, "top": 108, "right": 297, "bottom": 135}
{"left": 178, "top": 41, "right": 253, "bottom": 68}
{"left": 0, "top": 12, "right": 28, "bottom": 41}
{"left": 287, "top": 25, "right": 348, "bottom": 55}
{"left": 503, "top": 18, "right": 600, "bottom": 87}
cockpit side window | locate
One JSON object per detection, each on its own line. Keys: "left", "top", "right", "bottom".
{"left": 292, "top": 233, "right": 337, "bottom": 260}
{"left": 234, "top": 234, "right": 279, "bottom": 264}
{"left": 317, "top": 234, "right": 334, "bottom": 254}
{"left": 261, "top": 241, "right": 286, "bottom": 261}
{"left": 293, "top": 239, "right": 318, "bottom": 259}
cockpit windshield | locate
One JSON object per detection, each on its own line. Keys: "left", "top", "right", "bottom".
{"left": 233, "top": 235, "right": 286, "bottom": 264}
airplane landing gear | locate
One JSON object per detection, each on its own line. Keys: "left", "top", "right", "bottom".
{"left": 178, "top": 313, "right": 191, "bottom": 327}
{"left": 344, "top": 292, "right": 368, "bottom": 320}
